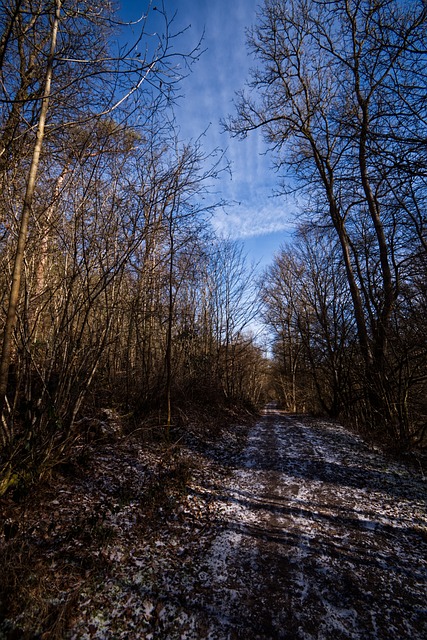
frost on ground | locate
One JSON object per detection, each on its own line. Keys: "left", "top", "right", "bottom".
{"left": 1, "top": 410, "right": 426, "bottom": 639}
{"left": 69, "top": 410, "right": 426, "bottom": 639}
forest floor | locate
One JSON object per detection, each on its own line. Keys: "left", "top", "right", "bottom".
{"left": 1, "top": 407, "right": 426, "bottom": 639}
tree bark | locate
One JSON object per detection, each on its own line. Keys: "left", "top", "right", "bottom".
{"left": 0, "top": 0, "right": 62, "bottom": 445}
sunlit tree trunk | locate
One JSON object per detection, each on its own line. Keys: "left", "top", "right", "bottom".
{"left": 228, "top": 0, "right": 427, "bottom": 440}
{"left": 0, "top": 0, "right": 61, "bottom": 445}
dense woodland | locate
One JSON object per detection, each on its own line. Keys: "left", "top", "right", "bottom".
{"left": 228, "top": 0, "right": 427, "bottom": 447}
{"left": 0, "top": 0, "right": 426, "bottom": 497}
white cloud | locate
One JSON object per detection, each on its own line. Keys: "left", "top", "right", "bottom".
{"left": 213, "top": 199, "right": 295, "bottom": 240}
{"left": 171, "top": 1, "right": 295, "bottom": 249}
{"left": 174, "top": 0, "right": 258, "bottom": 144}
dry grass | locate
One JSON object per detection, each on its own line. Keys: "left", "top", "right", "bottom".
{"left": 1, "top": 402, "right": 254, "bottom": 638}
{"left": 0, "top": 448, "right": 188, "bottom": 636}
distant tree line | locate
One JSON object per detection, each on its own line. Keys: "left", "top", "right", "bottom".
{"left": 229, "top": 0, "right": 427, "bottom": 447}
{"left": 0, "top": 0, "right": 266, "bottom": 493}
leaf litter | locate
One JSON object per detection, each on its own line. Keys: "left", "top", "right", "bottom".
{"left": 1, "top": 409, "right": 426, "bottom": 639}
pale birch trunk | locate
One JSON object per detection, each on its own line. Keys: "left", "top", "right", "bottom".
{"left": 0, "top": 0, "right": 62, "bottom": 446}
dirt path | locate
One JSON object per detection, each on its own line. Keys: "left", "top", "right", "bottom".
{"left": 153, "top": 409, "right": 427, "bottom": 639}
{"left": 67, "top": 410, "right": 427, "bottom": 639}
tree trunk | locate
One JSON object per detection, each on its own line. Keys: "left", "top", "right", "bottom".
{"left": 0, "top": 0, "right": 62, "bottom": 445}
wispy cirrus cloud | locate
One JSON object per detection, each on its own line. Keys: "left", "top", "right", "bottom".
{"left": 166, "top": 0, "right": 295, "bottom": 260}
{"left": 213, "top": 199, "right": 296, "bottom": 240}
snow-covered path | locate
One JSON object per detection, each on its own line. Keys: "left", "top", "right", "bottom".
{"left": 168, "top": 409, "right": 427, "bottom": 639}
{"left": 68, "top": 410, "right": 427, "bottom": 639}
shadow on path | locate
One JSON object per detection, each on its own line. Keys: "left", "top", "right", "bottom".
{"left": 183, "top": 411, "right": 427, "bottom": 639}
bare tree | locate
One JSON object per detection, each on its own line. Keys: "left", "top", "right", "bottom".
{"left": 0, "top": 0, "right": 202, "bottom": 447}
{"left": 227, "top": 0, "right": 427, "bottom": 441}
{"left": 0, "top": 0, "right": 62, "bottom": 442}
{"left": 206, "top": 239, "right": 260, "bottom": 400}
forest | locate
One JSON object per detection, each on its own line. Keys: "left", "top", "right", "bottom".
{"left": 0, "top": 0, "right": 426, "bottom": 499}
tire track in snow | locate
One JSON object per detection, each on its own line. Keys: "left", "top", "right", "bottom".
{"left": 188, "top": 409, "right": 427, "bottom": 639}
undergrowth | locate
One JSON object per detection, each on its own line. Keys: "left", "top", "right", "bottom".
{"left": 0, "top": 402, "right": 255, "bottom": 638}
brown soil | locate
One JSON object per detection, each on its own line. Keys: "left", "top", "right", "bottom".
{"left": 1, "top": 409, "right": 426, "bottom": 639}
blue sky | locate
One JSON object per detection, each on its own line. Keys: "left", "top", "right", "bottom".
{"left": 119, "top": 0, "right": 297, "bottom": 268}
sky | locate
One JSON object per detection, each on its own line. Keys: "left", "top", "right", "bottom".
{"left": 119, "top": 0, "right": 298, "bottom": 269}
